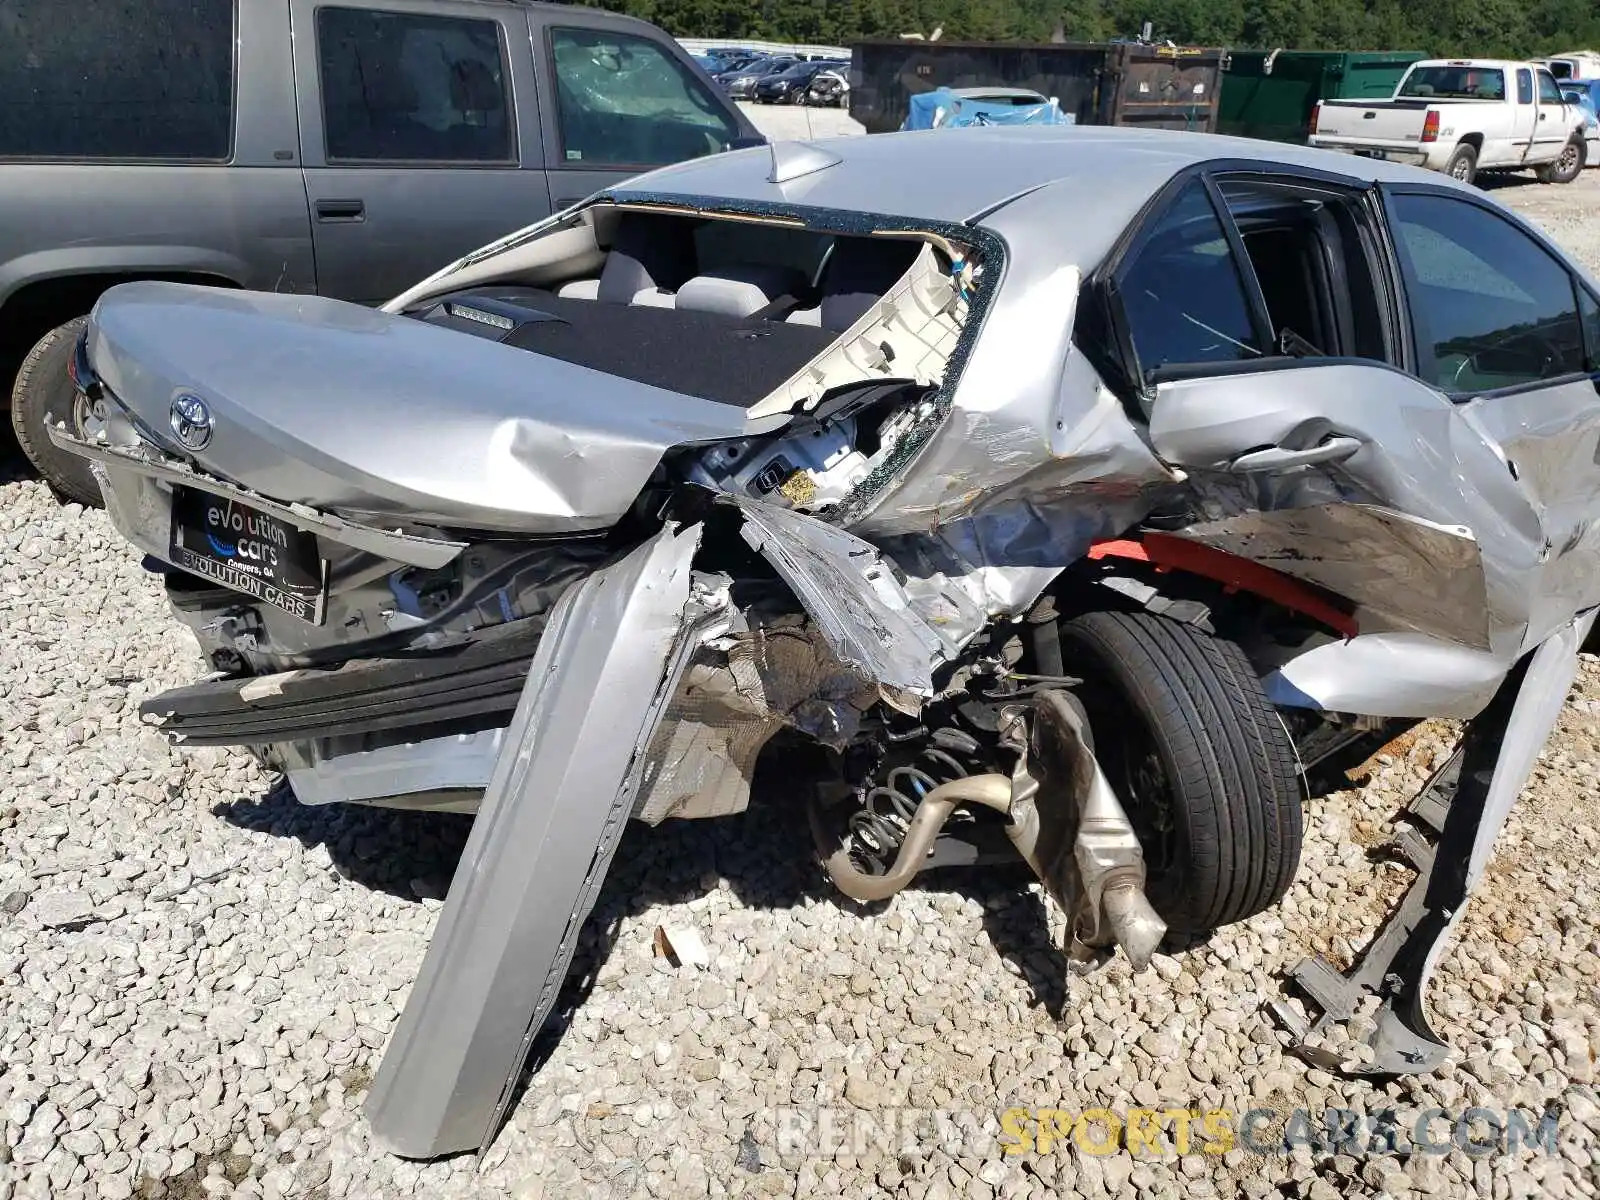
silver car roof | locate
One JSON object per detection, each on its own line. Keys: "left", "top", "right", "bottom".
{"left": 614, "top": 125, "right": 1471, "bottom": 268}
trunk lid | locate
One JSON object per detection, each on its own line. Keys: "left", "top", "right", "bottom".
{"left": 85, "top": 281, "right": 754, "bottom": 533}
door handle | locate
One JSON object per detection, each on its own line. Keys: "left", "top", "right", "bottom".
{"left": 1227, "top": 436, "right": 1363, "bottom": 473}
{"left": 1539, "top": 113, "right": 1548, "bottom": 121}
{"left": 315, "top": 199, "right": 366, "bottom": 222}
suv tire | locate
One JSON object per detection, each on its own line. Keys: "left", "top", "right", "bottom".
{"left": 1058, "top": 610, "right": 1304, "bottom": 933}
{"left": 1444, "top": 143, "right": 1478, "bottom": 185}
{"left": 11, "top": 317, "right": 102, "bottom": 507}
{"left": 1536, "top": 136, "right": 1586, "bottom": 184}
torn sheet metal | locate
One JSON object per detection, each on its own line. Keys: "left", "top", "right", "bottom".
{"left": 1147, "top": 362, "right": 1547, "bottom": 662}
{"left": 1173, "top": 503, "right": 1492, "bottom": 650}
{"left": 364, "top": 524, "right": 707, "bottom": 1159}
{"left": 733, "top": 497, "right": 947, "bottom": 695}
{"left": 866, "top": 359, "right": 1181, "bottom": 649}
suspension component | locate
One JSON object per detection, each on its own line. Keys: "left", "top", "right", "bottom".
{"left": 843, "top": 729, "right": 982, "bottom": 876}
{"left": 811, "top": 774, "right": 1013, "bottom": 903}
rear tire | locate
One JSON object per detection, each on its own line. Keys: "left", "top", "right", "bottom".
{"left": 1058, "top": 611, "right": 1304, "bottom": 934}
{"left": 10, "top": 317, "right": 102, "bottom": 507}
{"left": 1536, "top": 137, "right": 1586, "bottom": 184}
{"left": 1444, "top": 143, "right": 1478, "bottom": 185}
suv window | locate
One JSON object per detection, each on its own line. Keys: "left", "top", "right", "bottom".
{"left": 0, "top": 0, "right": 234, "bottom": 160}
{"left": 550, "top": 27, "right": 739, "bottom": 166}
{"left": 1517, "top": 69, "right": 1534, "bottom": 105}
{"left": 1118, "top": 181, "right": 1265, "bottom": 378}
{"left": 1388, "top": 193, "right": 1586, "bottom": 393}
{"left": 1538, "top": 71, "right": 1565, "bottom": 105}
{"left": 317, "top": 8, "right": 513, "bottom": 163}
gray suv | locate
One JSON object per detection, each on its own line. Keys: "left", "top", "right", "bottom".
{"left": 1, "top": 0, "right": 758, "bottom": 503}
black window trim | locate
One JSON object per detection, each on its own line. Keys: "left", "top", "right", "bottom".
{"left": 313, "top": 3, "right": 519, "bottom": 169}
{"left": 0, "top": 0, "right": 240, "bottom": 166}
{"left": 541, "top": 23, "right": 740, "bottom": 174}
{"left": 1377, "top": 181, "right": 1597, "bottom": 403}
{"left": 1079, "top": 157, "right": 1406, "bottom": 407}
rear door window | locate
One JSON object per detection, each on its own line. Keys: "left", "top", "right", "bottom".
{"left": 1388, "top": 193, "right": 1586, "bottom": 393}
{"left": 549, "top": 27, "right": 738, "bottom": 167}
{"left": 316, "top": 7, "right": 514, "bottom": 163}
{"left": 1116, "top": 180, "right": 1266, "bottom": 378}
{"left": 0, "top": 0, "right": 235, "bottom": 160}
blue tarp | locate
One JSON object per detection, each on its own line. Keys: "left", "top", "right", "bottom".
{"left": 901, "top": 88, "right": 1074, "bottom": 131}
{"left": 1560, "top": 82, "right": 1599, "bottom": 133}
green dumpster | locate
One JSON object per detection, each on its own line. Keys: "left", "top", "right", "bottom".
{"left": 1218, "top": 49, "right": 1429, "bottom": 143}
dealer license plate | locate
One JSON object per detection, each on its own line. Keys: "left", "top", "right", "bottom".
{"left": 169, "top": 488, "right": 328, "bottom": 625}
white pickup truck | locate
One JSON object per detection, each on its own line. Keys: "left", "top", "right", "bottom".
{"left": 1308, "top": 59, "right": 1588, "bottom": 185}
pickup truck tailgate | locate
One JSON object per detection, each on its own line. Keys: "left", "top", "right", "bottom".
{"left": 1313, "top": 98, "right": 1432, "bottom": 147}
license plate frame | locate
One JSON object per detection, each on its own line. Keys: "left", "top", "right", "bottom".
{"left": 169, "top": 487, "right": 329, "bottom": 625}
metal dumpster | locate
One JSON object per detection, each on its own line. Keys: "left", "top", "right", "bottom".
{"left": 849, "top": 39, "right": 1228, "bottom": 136}
{"left": 1217, "top": 49, "right": 1428, "bottom": 143}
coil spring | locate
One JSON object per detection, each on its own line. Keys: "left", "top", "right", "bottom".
{"left": 846, "top": 731, "right": 982, "bottom": 876}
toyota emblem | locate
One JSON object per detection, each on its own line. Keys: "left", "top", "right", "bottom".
{"left": 169, "top": 393, "right": 214, "bottom": 451}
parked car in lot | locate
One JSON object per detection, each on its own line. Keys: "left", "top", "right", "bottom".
{"left": 1308, "top": 58, "right": 1588, "bottom": 185}
{"left": 0, "top": 0, "right": 758, "bottom": 505}
{"left": 56, "top": 126, "right": 1600, "bottom": 1156}
{"left": 717, "top": 55, "right": 798, "bottom": 100}
{"left": 753, "top": 59, "right": 844, "bottom": 103}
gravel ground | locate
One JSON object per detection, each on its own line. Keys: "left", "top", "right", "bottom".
{"left": 3, "top": 125, "right": 1600, "bottom": 1200}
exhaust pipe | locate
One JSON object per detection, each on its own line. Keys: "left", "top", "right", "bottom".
{"left": 812, "top": 774, "right": 1013, "bottom": 902}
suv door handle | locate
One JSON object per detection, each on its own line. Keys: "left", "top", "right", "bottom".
{"left": 315, "top": 199, "right": 366, "bottom": 222}
{"left": 1227, "top": 436, "right": 1363, "bottom": 473}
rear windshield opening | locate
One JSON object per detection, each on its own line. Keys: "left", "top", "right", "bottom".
{"left": 407, "top": 208, "right": 979, "bottom": 413}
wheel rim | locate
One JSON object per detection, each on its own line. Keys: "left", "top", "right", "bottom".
{"left": 1451, "top": 157, "right": 1471, "bottom": 179}
{"left": 1080, "top": 679, "right": 1180, "bottom": 881}
{"left": 70, "top": 389, "right": 110, "bottom": 448}
{"left": 1559, "top": 145, "right": 1579, "bottom": 174}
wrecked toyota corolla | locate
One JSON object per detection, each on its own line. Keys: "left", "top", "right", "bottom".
{"left": 54, "top": 127, "right": 1600, "bottom": 1158}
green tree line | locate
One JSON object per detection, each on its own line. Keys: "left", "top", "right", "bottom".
{"left": 581, "top": 0, "right": 1600, "bottom": 60}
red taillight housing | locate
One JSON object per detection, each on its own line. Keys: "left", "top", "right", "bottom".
{"left": 1421, "top": 109, "right": 1441, "bottom": 143}
{"left": 1309, "top": 101, "right": 1322, "bottom": 135}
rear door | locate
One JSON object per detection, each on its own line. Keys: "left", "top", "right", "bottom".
{"left": 290, "top": 0, "right": 552, "bottom": 304}
{"left": 522, "top": 10, "right": 752, "bottom": 212}
{"left": 1087, "top": 170, "right": 1545, "bottom": 654}
{"left": 1381, "top": 186, "right": 1600, "bottom": 647}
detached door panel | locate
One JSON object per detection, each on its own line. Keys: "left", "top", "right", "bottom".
{"left": 291, "top": 0, "right": 552, "bottom": 303}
